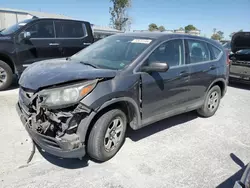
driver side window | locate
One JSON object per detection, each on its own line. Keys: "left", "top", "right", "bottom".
{"left": 24, "top": 21, "right": 55, "bottom": 38}
{"left": 147, "top": 39, "right": 184, "bottom": 67}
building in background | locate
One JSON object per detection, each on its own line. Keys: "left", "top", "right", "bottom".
{"left": 0, "top": 8, "right": 71, "bottom": 29}
{"left": 0, "top": 8, "right": 123, "bottom": 40}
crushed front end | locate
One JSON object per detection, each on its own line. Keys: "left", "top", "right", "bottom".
{"left": 16, "top": 86, "right": 92, "bottom": 158}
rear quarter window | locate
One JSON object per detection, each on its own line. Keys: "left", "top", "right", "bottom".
{"left": 209, "top": 44, "right": 222, "bottom": 60}
{"left": 55, "top": 21, "right": 87, "bottom": 38}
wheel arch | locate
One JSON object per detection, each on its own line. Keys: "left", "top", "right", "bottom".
{"left": 207, "top": 78, "right": 227, "bottom": 97}
{"left": 77, "top": 97, "right": 142, "bottom": 144}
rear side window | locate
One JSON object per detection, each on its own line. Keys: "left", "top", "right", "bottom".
{"left": 25, "top": 21, "right": 55, "bottom": 38}
{"left": 55, "top": 21, "right": 87, "bottom": 38}
{"left": 187, "top": 39, "right": 210, "bottom": 64}
{"left": 209, "top": 44, "right": 222, "bottom": 60}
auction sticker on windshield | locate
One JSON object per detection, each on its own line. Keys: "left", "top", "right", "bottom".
{"left": 131, "top": 39, "right": 152, "bottom": 44}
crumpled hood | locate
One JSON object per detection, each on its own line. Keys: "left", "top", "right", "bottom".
{"left": 19, "top": 58, "right": 117, "bottom": 91}
{"left": 231, "top": 32, "right": 250, "bottom": 53}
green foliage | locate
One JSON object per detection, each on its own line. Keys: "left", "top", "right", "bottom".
{"left": 148, "top": 23, "right": 158, "bottom": 31}
{"left": 158, "top": 26, "right": 166, "bottom": 32}
{"left": 148, "top": 24, "right": 166, "bottom": 32}
{"left": 184, "top": 24, "right": 197, "bottom": 32}
{"left": 211, "top": 33, "right": 221, "bottom": 40}
{"left": 109, "top": 0, "right": 131, "bottom": 31}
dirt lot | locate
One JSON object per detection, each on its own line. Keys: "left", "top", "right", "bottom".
{"left": 0, "top": 83, "right": 250, "bottom": 188}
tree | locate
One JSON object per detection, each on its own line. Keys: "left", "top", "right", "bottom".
{"left": 184, "top": 24, "right": 197, "bottom": 32}
{"left": 109, "top": 0, "right": 131, "bottom": 31}
{"left": 217, "top": 31, "right": 224, "bottom": 39}
{"left": 211, "top": 33, "right": 221, "bottom": 40}
{"left": 179, "top": 27, "right": 184, "bottom": 31}
{"left": 148, "top": 23, "right": 158, "bottom": 31}
{"left": 213, "top": 28, "right": 216, "bottom": 34}
{"left": 158, "top": 26, "right": 166, "bottom": 32}
{"left": 211, "top": 30, "right": 224, "bottom": 41}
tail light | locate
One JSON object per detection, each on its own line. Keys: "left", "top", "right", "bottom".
{"left": 226, "top": 50, "right": 230, "bottom": 65}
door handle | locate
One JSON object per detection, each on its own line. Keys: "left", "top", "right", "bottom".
{"left": 83, "top": 42, "right": 92, "bottom": 45}
{"left": 210, "top": 65, "right": 216, "bottom": 70}
{"left": 179, "top": 71, "right": 189, "bottom": 77}
{"left": 49, "top": 43, "right": 59, "bottom": 46}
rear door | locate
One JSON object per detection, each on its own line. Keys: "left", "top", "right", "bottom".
{"left": 16, "top": 20, "right": 62, "bottom": 67}
{"left": 185, "top": 39, "right": 219, "bottom": 103}
{"left": 54, "top": 20, "right": 94, "bottom": 57}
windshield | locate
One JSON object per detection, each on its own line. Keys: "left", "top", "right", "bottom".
{"left": 0, "top": 19, "right": 33, "bottom": 35}
{"left": 71, "top": 35, "right": 153, "bottom": 70}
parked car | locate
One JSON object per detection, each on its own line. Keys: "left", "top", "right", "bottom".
{"left": 16, "top": 33, "right": 229, "bottom": 162}
{"left": 0, "top": 17, "right": 94, "bottom": 90}
{"left": 229, "top": 32, "right": 250, "bottom": 84}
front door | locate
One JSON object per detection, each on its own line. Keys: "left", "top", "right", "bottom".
{"left": 140, "top": 39, "right": 191, "bottom": 124}
{"left": 16, "top": 20, "right": 62, "bottom": 69}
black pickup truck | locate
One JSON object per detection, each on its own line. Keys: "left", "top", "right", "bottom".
{"left": 229, "top": 32, "right": 250, "bottom": 84}
{"left": 0, "top": 17, "right": 94, "bottom": 90}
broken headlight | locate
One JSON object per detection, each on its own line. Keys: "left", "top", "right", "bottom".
{"left": 39, "top": 80, "right": 98, "bottom": 108}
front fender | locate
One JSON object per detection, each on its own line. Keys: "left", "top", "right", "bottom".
{"left": 76, "top": 96, "right": 141, "bottom": 143}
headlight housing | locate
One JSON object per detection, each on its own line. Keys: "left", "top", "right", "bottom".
{"left": 39, "top": 80, "right": 98, "bottom": 108}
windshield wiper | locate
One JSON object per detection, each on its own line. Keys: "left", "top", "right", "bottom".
{"left": 79, "top": 61, "right": 99, "bottom": 69}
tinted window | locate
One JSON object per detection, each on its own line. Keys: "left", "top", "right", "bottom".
{"left": 71, "top": 35, "right": 153, "bottom": 70}
{"left": 148, "top": 39, "right": 184, "bottom": 67}
{"left": 25, "top": 21, "right": 55, "bottom": 38}
{"left": 210, "top": 44, "right": 222, "bottom": 60}
{"left": 55, "top": 21, "right": 86, "bottom": 38}
{"left": 187, "top": 39, "right": 210, "bottom": 64}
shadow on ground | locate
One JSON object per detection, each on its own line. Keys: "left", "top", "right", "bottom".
{"left": 217, "top": 153, "right": 247, "bottom": 188}
{"left": 37, "top": 146, "right": 90, "bottom": 169}
{"left": 127, "top": 111, "right": 198, "bottom": 142}
{"left": 37, "top": 111, "right": 198, "bottom": 169}
{"left": 229, "top": 81, "right": 250, "bottom": 91}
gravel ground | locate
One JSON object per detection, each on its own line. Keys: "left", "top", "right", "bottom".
{"left": 0, "top": 83, "right": 250, "bottom": 188}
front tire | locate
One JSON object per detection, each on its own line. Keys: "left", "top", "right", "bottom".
{"left": 197, "top": 85, "right": 221, "bottom": 117}
{"left": 87, "top": 109, "right": 127, "bottom": 162}
{"left": 0, "top": 60, "right": 13, "bottom": 91}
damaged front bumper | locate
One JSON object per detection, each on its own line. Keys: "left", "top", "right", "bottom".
{"left": 16, "top": 102, "right": 86, "bottom": 158}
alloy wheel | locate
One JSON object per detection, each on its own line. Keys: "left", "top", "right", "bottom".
{"left": 0, "top": 67, "right": 7, "bottom": 86}
{"left": 104, "top": 117, "right": 124, "bottom": 152}
{"left": 207, "top": 91, "right": 219, "bottom": 112}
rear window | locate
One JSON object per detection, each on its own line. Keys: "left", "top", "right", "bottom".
{"left": 209, "top": 44, "right": 222, "bottom": 60}
{"left": 55, "top": 21, "right": 87, "bottom": 38}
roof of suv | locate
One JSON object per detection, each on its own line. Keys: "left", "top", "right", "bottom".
{"left": 116, "top": 32, "right": 221, "bottom": 46}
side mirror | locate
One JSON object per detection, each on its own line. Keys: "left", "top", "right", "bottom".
{"left": 141, "top": 62, "right": 169, "bottom": 73}
{"left": 20, "top": 31, "right": 31, "bottom": 40}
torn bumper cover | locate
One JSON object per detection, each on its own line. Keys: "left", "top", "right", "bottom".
{"left": 16, "top": 102, "right": 87, "bottom": 158}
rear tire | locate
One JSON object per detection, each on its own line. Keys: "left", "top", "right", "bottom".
{"left": 0, "top": 60, "right": 13, "bottom": 91}
{"left": 197, "top": 85, "right": 221, "bottom": 117}
{"left": 87, "top": 109, "right": 127, "bottom": 162}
